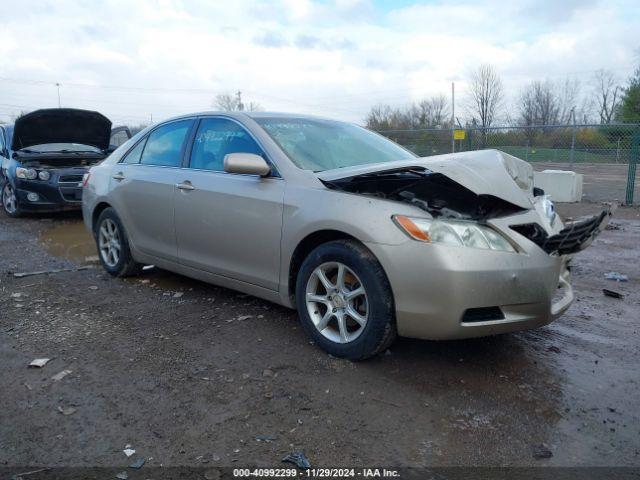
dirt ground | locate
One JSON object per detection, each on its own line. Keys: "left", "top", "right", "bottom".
{"left": 1, "top": 203, "right": 639, "bottom": 470}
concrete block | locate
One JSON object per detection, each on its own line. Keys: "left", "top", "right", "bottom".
{"left": 534, "top": 170, "right": 583, "bottom": 203}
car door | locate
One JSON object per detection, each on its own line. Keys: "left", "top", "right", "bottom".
{"left": 109, "top": 119, "right": 194, "bottom": 262}
{"left": 174, "top": 117, "right": 285, "bottom": 291}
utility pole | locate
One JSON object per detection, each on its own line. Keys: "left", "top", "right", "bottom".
{"left": 569, "top": 107, "right": 576, "bottom": 170}
{"left": 56, "top": 82, "right": 61, "bottom": 108}
{"left": 236, "top": 90, "right": 244, "bottom": 111}
{"left": 451, "top": 82, "right": 455, "bottom": 153}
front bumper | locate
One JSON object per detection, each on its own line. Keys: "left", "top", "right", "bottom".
{"left": 14, "top": 168, "right": 86, "bottom": 211}
{"left": 365, "top": 212, "right": 577, "bottom": 340}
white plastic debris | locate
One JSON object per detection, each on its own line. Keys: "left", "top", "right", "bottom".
{"left": 123, "top": 448, "right": 136, "bottom": 457}
{"left": 52, "top": 370, "right": 72, "bottom": 382}
{"left": 29, "top": 358, "right": 51, "bottom": 368}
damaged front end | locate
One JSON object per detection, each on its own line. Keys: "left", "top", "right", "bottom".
{"left": 511, "top": 207, "right": 615, "bottom": 255}
{"left": 318, "top": 149, "right": 612, "bottom": 256}
{"left": 321, "top": 166, "right": 527, "bottom": 221}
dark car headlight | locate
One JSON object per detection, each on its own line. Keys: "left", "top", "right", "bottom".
{"left": 16, "top": 167, "right": 38, "bottom": 180}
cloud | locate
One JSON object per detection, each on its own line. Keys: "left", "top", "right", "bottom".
{"left": 0, "top": 0, "right": 637, "bottom": 125}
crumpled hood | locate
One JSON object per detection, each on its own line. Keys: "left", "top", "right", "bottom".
{"left": 317, "top": 149, "right": 535, "bottom": 210}
{"left": 12, "top": 108, "right": 112, "bottom": 151}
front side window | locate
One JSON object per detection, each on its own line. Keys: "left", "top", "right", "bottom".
{"left": 140, "top": 120, "right": 192, "bottom": 167}
{"left": 189, "top": 118, "right": 263, "bottom": 171}
{"left": 255, "top": 117, "right": 416, "bottom": 172}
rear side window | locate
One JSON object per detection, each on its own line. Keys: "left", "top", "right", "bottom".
{"left": 0, "top": 129, "right": 5, "bottom": 157}
{"left": 189, "top": 118, "right": 263, "bottom": 171}
{"left": 121, "top": 138, "right": 147, "bottom": 164}
{"left": 140, "top": 120, "right": 192, "bottom": 167}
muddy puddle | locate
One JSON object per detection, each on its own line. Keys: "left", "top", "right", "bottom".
{"left": 38, "top": 220, "right": 98, "bottom": 264}
{"left": 38, "top": 219, "right": 210, "bottom": 292}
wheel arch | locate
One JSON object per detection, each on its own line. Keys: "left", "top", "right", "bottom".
{"left": 287, "top": 229, "right": 393, "bottom": 305}
{"left": 91, "top": 201, "right": 112, "bottom": 234}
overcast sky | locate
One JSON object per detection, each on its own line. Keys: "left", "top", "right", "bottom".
{"left": 0, "top": 0, "right": 638, "bottom": 125}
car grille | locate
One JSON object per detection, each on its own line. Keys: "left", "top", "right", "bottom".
{"left": 511, "top": 210, "right": 608, "bottom": 255}
{"left": 59, "top": 174, "right": 84, "bottom": 184}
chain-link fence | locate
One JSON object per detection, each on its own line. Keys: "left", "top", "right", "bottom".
{"left": 378, "top": 124, "right": 640, "bottom": 204}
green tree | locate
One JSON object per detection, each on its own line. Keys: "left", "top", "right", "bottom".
{"left": 617, "top": 66, "right": 640, "bottom": 122}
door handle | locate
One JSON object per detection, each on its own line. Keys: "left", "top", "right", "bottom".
{"left": 112, "top": 172, "right": 125, "bottom": 181}
{"left": 176, "top": 181, "right": 195, "bottom": 191}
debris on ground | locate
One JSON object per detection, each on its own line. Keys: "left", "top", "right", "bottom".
{"left": 123, "top": 448, "right": 135, "bottom": 457}
{"left": 129, "top": 458, "right": 145, "bottom": 469}
{"left": 9, "top": 468, "right": 49, "bottom": 478}
{"left": 605, "top": 222, "right": 621, "bottom": 230}
{"left": 255, "top": 435, "right": 277, "bottom": 442}
{"left": 173, "top": 292, "right": 184, "bottom": 298}
{"left": 262, "top": 368, "right": 274, "bottom": 377}
{"left": 12, "top": 266, "right": 93, "bottom": 278}
{"left": 532, "top": 444, "right": 553, "bottom": 459}
{"left": 28, "top": 358, "right": 51, "bottom": 368}
{"left": 603, "top": 289, "right": 624, "bottom": 299}
{"left": 115, "top": 471, "right": 128, "bottom": 480}
{"left": 547, "top": 346, "right": 561, "bottom": 353}
{"left": 604, "top": 272, "right": 628, "bottom": 282}
{"left": 282, "top": 451, "right": 311, "bottom": 469}
{"left": 237, "top": 315, "right": 253, "bottom": 321}
{"left": 51, "top": 369, "right": 72, "bottom": 382}
{"left": 57, "top": 406, "right": 76, "bottom": 416}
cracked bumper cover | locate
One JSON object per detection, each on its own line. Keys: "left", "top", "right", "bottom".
{"left": 363, "top": 207, "right": 612, "bottom": 341}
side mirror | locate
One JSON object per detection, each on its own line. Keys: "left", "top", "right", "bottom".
{"left": 224, "top": 153, "right": 271, "bottom": 177}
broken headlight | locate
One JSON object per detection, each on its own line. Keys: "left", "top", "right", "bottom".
{"left": 393, "top": 215, "right": 516, "bottom": 252}
{"left": 539, "top": 195, "right": 556, "bottom": 224}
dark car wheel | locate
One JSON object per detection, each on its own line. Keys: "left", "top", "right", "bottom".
{"left": 95, "top": 207, "right": 142, "bottom": 277}
{"left": 2, "top": 181, "right": 22, "bottom": 218}
{"left": 295, "top": 239, "right": 396, "bottom": 361}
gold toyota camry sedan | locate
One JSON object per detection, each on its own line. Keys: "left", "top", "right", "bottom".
{"left": 82, "top": 112, "right": 611, "bottom": 360}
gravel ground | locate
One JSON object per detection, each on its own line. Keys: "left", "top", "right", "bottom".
{"left": 0, "top": 204, "right": 639, "bottom": 470}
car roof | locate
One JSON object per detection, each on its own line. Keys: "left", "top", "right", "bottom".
{"left": 159, "top": 111, "right": 339, "bottom": 123}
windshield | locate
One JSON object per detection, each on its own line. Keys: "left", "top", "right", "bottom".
{"left": 19, "top": 143, "right": 102, "bottom": 153}
{"left": 255, "top": 117, "right": 416, "bottom": 172}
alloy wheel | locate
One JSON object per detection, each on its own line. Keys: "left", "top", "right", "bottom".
{"left": 305, "top": 262, "right": 369, "bottom": 344}
{"left": 98, "top": 218, "right": 121, "bottom": 267}
{"left": 2, "top": 184, "right": 17, "bottom": 214}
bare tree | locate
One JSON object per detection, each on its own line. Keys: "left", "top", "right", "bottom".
{"left": 593, "top": 69, "right": 620, "bottom": 124}
{"left": 213, "top": 91, "right": 263, "bottom": 112}
{"left": 366, "top": 95, "right": 450, "bottom": 130}
{"left": 466, "top": 64, "right": 504, "bottom": 145}
{"left": 365, "top": 104, "right": 410, "bottom": 130}
{"left": 412, "top": 95, "right": 450, "bottom": 127}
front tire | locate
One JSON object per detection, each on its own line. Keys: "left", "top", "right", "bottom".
{"left": 2, "top": 181, "right": 22, "bottom": 218}
{"left": 295, "top": 240, "right": 396, "bottom": 361}
{"left": 95, "top": 207, "right": 142, "bottom": 277}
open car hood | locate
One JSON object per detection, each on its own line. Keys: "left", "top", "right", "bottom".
{"left": 317, "top": 149, "right": 535, "bottom": 212}
{"left": 12, "top": 108, "right": 112, "bottom": 151}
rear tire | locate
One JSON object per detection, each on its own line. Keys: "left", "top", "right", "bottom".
{"left": 2, "top": 181, "right": 22, "bottom": 218}
{"left": 295, "top": 239, "right": 396, "bottom": 361}
{"left": 95, "top": 207, "right": 142, "bottom": 277}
